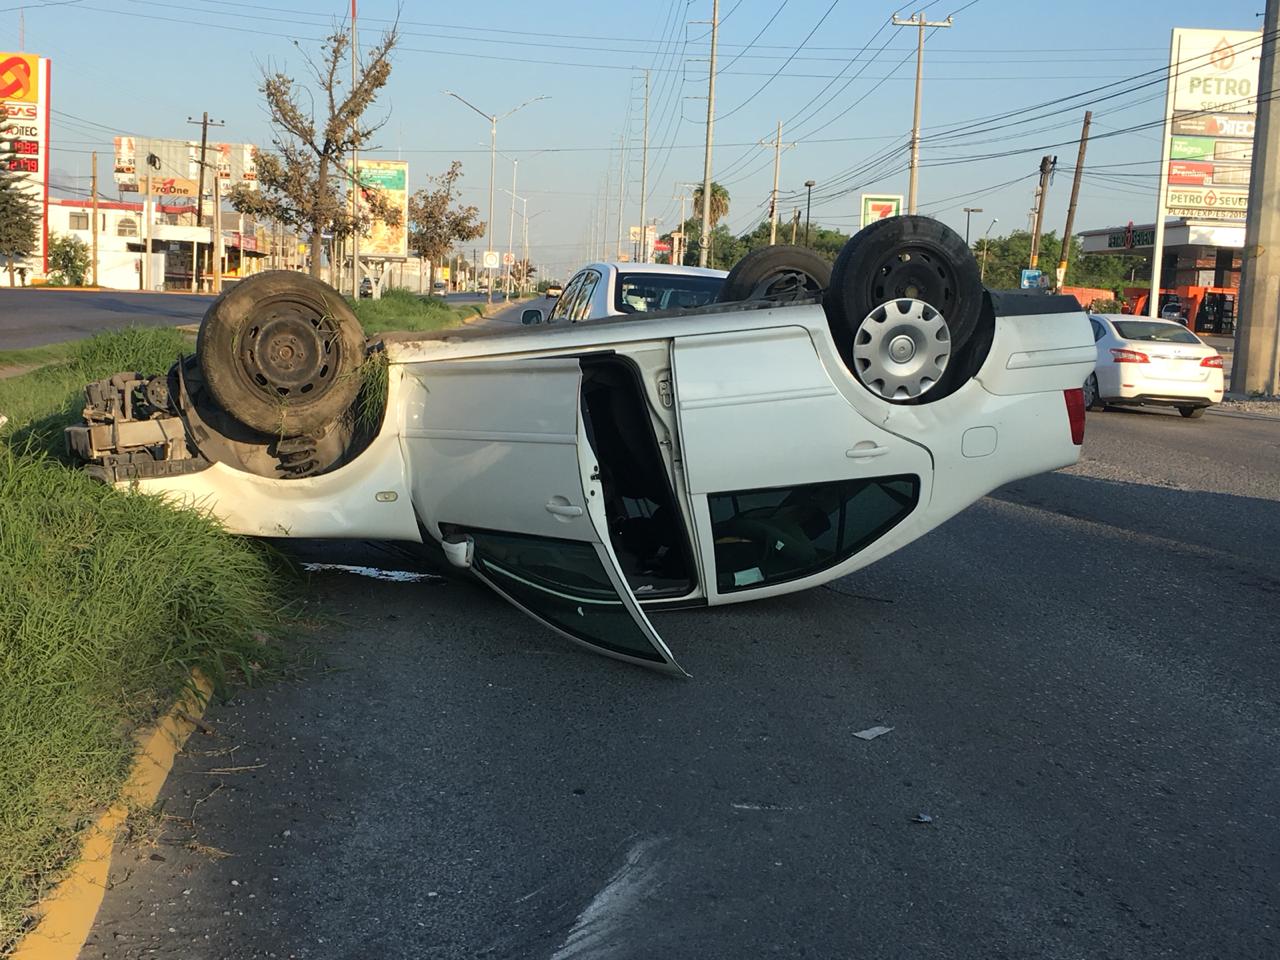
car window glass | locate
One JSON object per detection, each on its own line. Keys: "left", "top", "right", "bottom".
{"left": 571, "top": 270, "right": 601, "bottom": 322}
{"left": 468, "top": 529, "right": 665, "bottom": 663}
{"left": 614, "top": 273, "right": 724, "bottom": 314}
{"left": 1089, "top": 318, "right": 1104, "bottom": 342}
{"left": 549, "top": 274, "right": 584, "bottom": 322}
{"left": 709, "top": 476, "right": 920, "bottom": 592}
{"left": 1112, "top": 320, "right": 1200, "bottom": 344}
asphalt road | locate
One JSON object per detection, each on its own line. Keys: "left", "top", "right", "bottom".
{"left": 0, "top": 289, "right": 216, "bottom": 350}
{"left": 80, "top": 407, "right": 1279, "bottom": 960}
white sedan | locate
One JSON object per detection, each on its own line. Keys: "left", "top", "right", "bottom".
{"left": 521, "top": 262, "right": 728, "bottom": 324}
{"left": 1083, "top": 314, "right": 1224, "bottom": 419}
{"left": 67, "top": 218, "right": 1095, "bottom": 674}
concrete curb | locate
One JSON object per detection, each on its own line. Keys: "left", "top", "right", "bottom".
{"left": 10, "top": 673, "right": 215, "bottom": 960}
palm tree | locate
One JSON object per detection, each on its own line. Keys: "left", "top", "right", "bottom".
{"left": 692, "top": 181, "right": 730, "bottom": 228}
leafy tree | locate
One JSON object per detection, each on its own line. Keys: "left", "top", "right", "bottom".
{"left": 692, "top": 181, "right": 730, "bottom": 229}
{"left": 508, "top": 257, "right": 535, "bottom": 290}
{"left": 228, "top": 23, "right": 400, "bottom": 278}
{"left": 973, "top": 230, "right": 1148, "bottom": 293}
{"left": 47, "top": 234, "right": 91, "bottom": 286}
{"left": 407, "top": 161, "right": 485, "bottom": 284}
{"left": 0, "top": 123, "right": 40, "bottom": 287}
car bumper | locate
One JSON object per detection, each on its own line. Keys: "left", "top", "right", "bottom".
{"left": 1098, "top": 368, "right": 1224, "bottom": 406}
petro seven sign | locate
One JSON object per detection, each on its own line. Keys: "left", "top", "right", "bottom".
{"left": 1, "top": 52, "right": 51, "bottom": 275}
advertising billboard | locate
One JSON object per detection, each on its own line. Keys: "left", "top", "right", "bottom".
{"left": 354, "top": 159, "right": 408, "bottom": 259}
{"left": 114, "top": 136, "right": 258, "bottom": 196}
{"left": 1160, "top": 29, "right": 1260, "bottom": 220}
{"left": 1, "top": 52, "right": 50, "bottom": 273}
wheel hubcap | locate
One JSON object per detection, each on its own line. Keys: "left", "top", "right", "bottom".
{"left": 852, "top": 299, "right": 951, "bottom": 401}
{"left": 238, "top": 301, "right": 340, "bottom": 398}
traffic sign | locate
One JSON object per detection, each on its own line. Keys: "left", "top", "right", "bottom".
{"left": 502, "top": 252, "right": 515, "bottom": 266}
{"left": 482, "top": 250, "right": 499, "bottom": 269}
{"left": 1020, "top": 269, "right": 1043, "bottom": 289}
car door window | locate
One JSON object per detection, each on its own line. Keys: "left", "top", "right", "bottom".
{"left": 468, "top": 530, "right": 677, "bottom": 665}
{"left": 548, "top": 274, "right": 584, "bottom": 323}
{"left": 570, "top": 270, "right": 602, "bottom": 322}
{"left": 708, "top": 476, "right": 920, "bottom": 592}
{"left": 1089, "top": 318, "right": 1105, "bottom": 342}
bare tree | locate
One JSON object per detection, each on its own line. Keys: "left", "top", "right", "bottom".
{"left": 229, "top": 23, "right": 399, "bottom": 278}
{"left": 407, "top": 161, "right": 485, "bottom": 284}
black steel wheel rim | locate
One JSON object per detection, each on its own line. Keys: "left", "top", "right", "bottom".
{"left": 236, "top": 296, "right": 341, "bottom": 398}
{"left": 867, "top": 245, "right": 957, "bottom": 314}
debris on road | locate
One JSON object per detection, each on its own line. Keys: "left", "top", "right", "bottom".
{"left": 911, "top": 813, "right": 934, "bottom": 824}
{"left": 302, "top": 563, "right": 444, "bottom": 583}
{"left": 853, "top": 725, "right": 894, "bottom": 740}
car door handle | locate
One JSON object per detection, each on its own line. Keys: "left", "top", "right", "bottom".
{"left": 545, "top": 501, "right": 584, "bottom": 518}
{"left": 846, "top": 442, "right": 890, "bottom": 460}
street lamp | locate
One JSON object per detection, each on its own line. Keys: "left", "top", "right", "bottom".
{"left": 963, "top": 206, "right": 983, "bottom": 245}
{"left": 443, "top": 90, "right": 548, "bottom": 303}
{"left": 804, "top": 180, "right": 816, "bottom": 246}
{"left": 980, "top": 218, "right": 999, "bottom": 282}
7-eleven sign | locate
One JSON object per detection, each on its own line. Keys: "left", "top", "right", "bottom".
{"left": 860, "top": 194, "right": 903, "bottom": 228}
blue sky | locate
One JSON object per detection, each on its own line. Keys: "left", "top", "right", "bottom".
{"left": 8, "top": 0, "right": 1263, "bottom": 277}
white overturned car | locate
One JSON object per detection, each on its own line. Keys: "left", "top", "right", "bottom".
{"left": 67, "top": 217, "right": 1094, "bottom": 674}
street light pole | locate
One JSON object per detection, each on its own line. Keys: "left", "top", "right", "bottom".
{"left": 444, "top": 91, "right": 548, "bottom": 304}
{"left": 980, "top": 218, "right": 999, "bottom": 282}
{"left": 804, "top": 180, "right": 816, "bottom": 246}
{"left": 964, "top": 207, "right": 983, "bottom": 246}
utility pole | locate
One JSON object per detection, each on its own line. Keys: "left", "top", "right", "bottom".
{"left": 1028, "top": 155, "right": 1056, "bottom": 270}
{"left": 804, "top": 180, "right": 816, "bottom": 246}
{"left": 505, "top": 155, "right": 518, "bottom": 297}
{"left": 1056, "top": 110, "right": 1092, "bottom": 289}
{"left": 640, "top": 69, "right": 650, "bottom": 262}
{"left": 186, "top": 111, "right": 225, "bottom": 291}
{"left": 1235, "top": 0, "right": 1280, "bottom": 395}
{"left": 212, "top": 175, "right": 223, "bottom": 294}
{"left": 90, "top": 152, "right": 99, "bottom": 287}
{"left": 697, "top": 0, "right": 719, "bottom": 267}
{"left": 351, "top": 0, "right": 360, "bottom": 298}
{"left": 615, "top": 135, "right": 626, "bottom": 260}
{"left": 764, "top": 120, "right": 796, "bottom": 244}
{"left": 790, "top": 208, "right": 800, "bottom": 245}
{"left": 963, "top": 207, "right": 982, "bottom": 245}
{"left": 892, "top": 11, "right": 953, "bottom": 214}
{"left": 142, "top": 172, "right": 152, "bottom": 292}
{"left": 980, "top": 218, "right": 998, "bottom": 282}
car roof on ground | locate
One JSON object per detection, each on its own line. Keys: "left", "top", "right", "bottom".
{"left": 586, "top": 262, "right": 729, "bottom": 279}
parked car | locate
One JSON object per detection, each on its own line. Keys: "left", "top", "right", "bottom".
{"left": 66, "top": 217, "right": 1094, "bottom": 675}
{"left": 358, "top": 277, "right": 373, "bottom": 299}
{"left": 1083, "top": 314, "right": 1224, "bottom": 419}
{"left": 523, "top": 263, "right": 728, "bottom": 325}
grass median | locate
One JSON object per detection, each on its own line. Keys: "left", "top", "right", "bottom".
{"left": 350, "top": 287, "right": 483, "bottom": 335}
{"left": 0, "top": 327, "right": 288, "bottom": 952}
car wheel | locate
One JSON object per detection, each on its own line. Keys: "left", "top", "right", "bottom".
{"left": 1083, "top": 373, "right": 1102, "bottom": 410}
{"left": 1178, "top": 405, "right": 1206, "bottom": 419}
{"left": 825, "top": 216, "right": 984, "bottom": 360}
{"left": 197, "top": 271, "right": 367, "bottom": 437}
{"left": 718, "top": 245, "right": 832, "bottom": 303}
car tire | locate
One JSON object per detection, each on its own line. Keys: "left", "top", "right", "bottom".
{"left": 718, "top": 245, "right": 832, "bottom": 303}
{"left": 197, "top": 271, "right": 366, "bottom": 437}
{"left": 825, "top": 216, "right": 984, "bottom": 358}
{"left": 1178, "top": 405, "right": 1206, "bottom": 419}
{"left": 1083, "top": 373, "right": 1102, "bottom": 411}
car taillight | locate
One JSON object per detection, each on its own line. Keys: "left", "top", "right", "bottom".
{"left": 1110, "top": 348, "right": 1149, "bottom": 363}
{"left": 1201, "top": 355, "right": 1224, "bottom": 368}
{"left": 1064, "top": 388, "right": 1085, "bottom": 445}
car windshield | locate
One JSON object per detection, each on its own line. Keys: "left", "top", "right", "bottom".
{"left": 1110, "top": 320, "right": 1200, "bottom": 344}
{"left": 614, "top": 272, "right": 723, "bottom": 314}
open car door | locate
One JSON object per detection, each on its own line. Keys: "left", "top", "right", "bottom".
{"left": 400, "top": 357, "right": 685, "bottom": 676}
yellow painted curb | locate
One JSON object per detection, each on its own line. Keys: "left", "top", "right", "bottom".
{"left": 10, "top": 673, "right": 215, "bottom": 960}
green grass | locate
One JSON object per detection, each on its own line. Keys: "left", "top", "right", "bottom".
{"left": 348, "top": 287, "right": 482, "bottom": 335}
{"left": 0, "top": 327, "right": 286, "bottom": 951}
